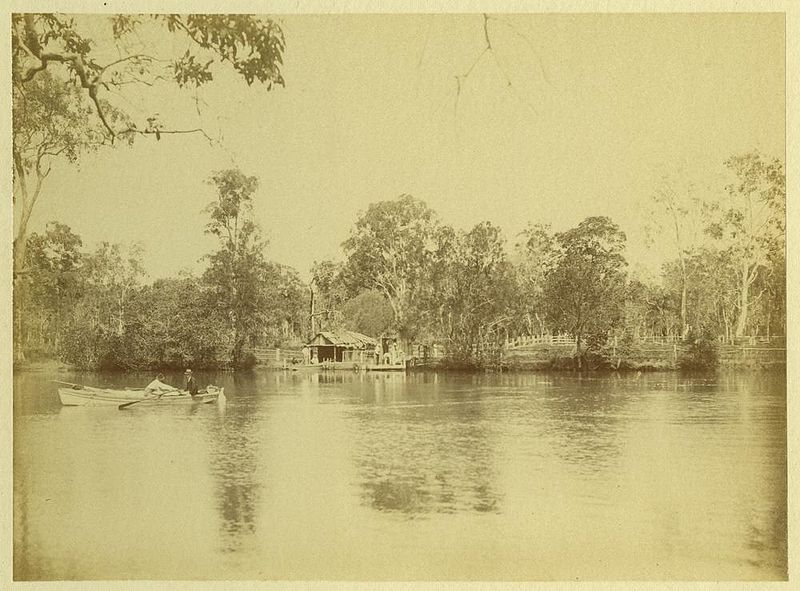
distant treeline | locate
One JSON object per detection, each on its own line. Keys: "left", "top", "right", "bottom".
{"left": 16, "top": 151, "right": 785, "bottom": 370}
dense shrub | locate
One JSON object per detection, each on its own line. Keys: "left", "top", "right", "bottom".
{"left": 678, "top": 328, "right": 719, "bottom": 370}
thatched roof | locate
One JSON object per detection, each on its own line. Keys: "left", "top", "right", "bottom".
{"left": 307, "top": 330, "right": 377, "bottom": 348}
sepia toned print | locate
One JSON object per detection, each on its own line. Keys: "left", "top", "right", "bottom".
{"left": 8, "top": 7, "right": 790, "bottom": 585}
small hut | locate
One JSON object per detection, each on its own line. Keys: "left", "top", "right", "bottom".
{"left": 305, "top": 330, "right": 378, "bottom": 364}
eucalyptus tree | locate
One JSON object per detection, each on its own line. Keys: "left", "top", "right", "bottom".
{"left": 12, "top": 13, "right": 285, "bottom": 269}
{"left": 437, "top": 222, "right": 518, "bottom": 365}
{"left": 705, "top": 152, "right": 785, "bottom": 336}
{"left": 202, "top": 169, "right": 271, "bottom": 366}
{"left": 60, "top": 241, "right": 145, "bottom": 369}
{"left": 342, "top": 195, "right": 441, "bottom": 344}
{"left": 644, "top": 171, "right": 708, "bottom": 337}
{"left": 22, "top": 222, "right": 84, "bottom": 356}
{"left": 513, "top": 223, "right": 555, "bottom": 336}
{"left": 12, "top": 13, "right": 286, "bottom": 362}
{"left": 541, "top": 217, "right": 628, "bottom": 368}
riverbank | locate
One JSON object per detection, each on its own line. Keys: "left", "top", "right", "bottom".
{"left": 15, "top": 341, "right": 786, "bottom": 376}
{"left": 12, "top": 359, "right": 74, "bottom": 373}
{"left": 414, "top": 341, "right": 786, "bottom": 372}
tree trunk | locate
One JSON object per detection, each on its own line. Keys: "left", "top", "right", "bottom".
{"left": 575, "top": 332, "right": 582, "bottom": 370}
{"left": 13, "top": 277, "right": 26, "bottom": 365}
{"left": 735, "top": 263, "right": 751, "bottom": 337}
{"left": 13, "top": 152, "right": 46, "bottom": 365}
{"left": 14, "top": 204, "right": 30, "bottom": 364}
{"left": 679, "top": 256, "right": 689, "bottom": 337}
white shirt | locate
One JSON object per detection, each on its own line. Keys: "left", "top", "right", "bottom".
{"left": 144, "top": 379, "right": 175, "bottom": 393}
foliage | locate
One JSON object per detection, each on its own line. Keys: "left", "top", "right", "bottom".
{"left": 21, "top": 173, "right": 307, "bottom": 370}
{"left": 59, "top": 241, "right": 145, "bottom": 369}
{"left": 541, "top": 217, "right": 628, "bottom": 368}
{"left": 664, "top": 248, "right": 738, "bottom": 341}
{"left": 512, "top": 223, "right": 555, "bottom": 337}
{"left": 644, "top": 171, "right": 707, "bottom": 336}
{"left": 12, "top": 13, "right": 285, "bottom": 141}
{"left": 11, "top": 13, "right": 286, "bottom": 363}
{"left": 622, "top": 278, "right": 680, "bottom": 339}
{"left": 678, "top": 327, "right": 719, "bottom": 370}
{"left": 704, "top": 151, "right": 785, "bottom": 336}
{"left": 121, "top": 278, "right": 231, "bottom": 370}
{"left": 341, "top": 290, "right": 395, "bottom": 337}
{"left": 258, "top": 263, "right": 309, "bottom": 346}
{"left": 342, "top": 195, "right": 441, "bottom": 342}
{"left": 21, "top": 222, "right": 84, "bottom": 357}
{"left": 201, "top": 169, "right": 273, "bottom": 366}
{"left": 309, "top": 259, "right": 349, "bottom": 332}
{"left": 61, "top": 274, "right": 233, "bottom": 371}
{"left": 435, "top": 222, "right": 518, "bottom": 366}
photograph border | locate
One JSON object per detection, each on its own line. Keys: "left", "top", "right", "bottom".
{"left": 2, "top": 1, "right": 797, "bottom": 589}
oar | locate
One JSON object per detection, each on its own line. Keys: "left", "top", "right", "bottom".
{"left": 118, "top": 389, "right": 181, "bottom": 410}
{"left": 118, "top": 398, "right": 147, "bottom": 410}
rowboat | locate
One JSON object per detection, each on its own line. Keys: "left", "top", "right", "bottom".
{"left": 57, "top": 383, "right": 224, "bottom": 407}
{"left": 59, "top": 386, "right": 148, "bottom": 406}
{"left": 118, "top": 388, "right": 223, "bottom": 409}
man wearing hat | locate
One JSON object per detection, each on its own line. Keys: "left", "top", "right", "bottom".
{"left": 184, "top": 369, "right": 199, "bottom": 397}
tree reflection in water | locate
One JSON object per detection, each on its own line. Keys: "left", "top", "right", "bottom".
{"left": 350, "top": 372, "right": 502, "bottom": 517}
{"left": 205, "top": 372, "right": 264, "bottom": 554}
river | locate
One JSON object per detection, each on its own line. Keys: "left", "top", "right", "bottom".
{"left": 13, "top": 369, "right": 786, "bottom": 581}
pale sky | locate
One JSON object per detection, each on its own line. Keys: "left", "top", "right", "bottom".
{"left": 24, "top": 13, "right": 785, "bottom": 282}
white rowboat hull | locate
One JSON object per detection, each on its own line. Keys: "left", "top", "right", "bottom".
{"left": 124, "top": 390, "right": 222, "bottom": 408}
{"left": 58, "top": 386, "right": 224, "bottom": 406}
{"left": 59, "top": 387, "right": 145, "bottom": 406}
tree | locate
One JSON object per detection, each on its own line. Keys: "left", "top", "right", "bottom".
{"left": 622, "top": 277, "right": 680, "bottom": 340}
{"left": 12, "top": 13, "right": 286, "bottom": 362}
{"left": 22, "top": 222, "right": 84, "bottom": 357}
{"left": 541, "top": 217, "right": 628, "bottom": 368}
{"left": 12, "top": 14, "right": 285, "bottom": 142}
{"left": 11, "top": 73, "right": 118, "bottom": 363}
{"left": 436, "top": 222, "right": 518, "bottom": 365}
{"left": 748, "top": 248, "right": 786, "bottom": 338}
{"left": 60, "top": 241, "right": 145, "bottom": 369}
{"left": 341, "top": 290, "right": 395, "bottom": 337}
{"left": 669, "top": 247, "right": 738, "bottom": 341}
{"left": 342, "top": 195, "right": 441, "bottom": 344}
{"left": 513, "top": 223, "right": 555, "bottom": 336}
{"left": 258, "top": 263, "right": 309, "bottom": 347}
{"left": 644, "top": 171, "right": 707, "bottom": 336}
{"left": 309, "top": 260, "right": 349, "bottom": 334}
{"left": 705, "top": 152, "right": 785, "bottom": 336}
{"left": 121, "top": 277, "right": 231, "bottom": 370}
{"left": 202, "top": 169, "right": 271, "bottom": 366}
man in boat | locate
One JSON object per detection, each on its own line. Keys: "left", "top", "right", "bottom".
{"left": 144, "top": 373, "right": 176, "bottom": 397}
{"left": 185, "top": 369, "right": 199, "bottom": 397}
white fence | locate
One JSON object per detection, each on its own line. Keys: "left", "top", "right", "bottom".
{"left": 504, "top": 334, "right": 576, "bottom": 348}
{"left": 504, "top": 333, "right": 784, "bottom": 350}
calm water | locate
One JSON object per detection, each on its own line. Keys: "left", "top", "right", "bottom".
{"left": 14, "top": 369, "right": 786, "bottom": 581}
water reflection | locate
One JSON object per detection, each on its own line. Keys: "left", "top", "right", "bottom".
{"left": 535, "top": 375, "right": 633, "bottom": 472}
{"left": 346, "top": 373, "right": 502, "bottom": 517}
{"left": 205, "top": 373, "right": 263, "bottom": 553}
{"left": 13, "top": 368, "right": 787, "bottom": 580}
